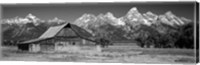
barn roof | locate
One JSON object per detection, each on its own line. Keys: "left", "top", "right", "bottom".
{"left": 20, "top": 23, "right": 95, "bottom": 44}
{"left": 38, "top": 23, "right": 68, "bottom": 39}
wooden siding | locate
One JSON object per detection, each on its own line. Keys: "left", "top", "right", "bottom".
{"left": 40, "top": 44, "right": 55, "bottom": 52}
{"left": 21, "top": 37, "right": 95, "bottom": 52}
{"left": 29, "top": 44, "right": 40, "bottom": 52}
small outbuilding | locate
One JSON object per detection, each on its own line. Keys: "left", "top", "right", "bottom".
{"left": 17, "top": 23, "right": 96, "bottom": 52}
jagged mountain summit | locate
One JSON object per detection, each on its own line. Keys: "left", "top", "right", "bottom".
{"left": 2, "top": 13, "right": 66, "bottom": 26}
{"left": 74, "top": 12, "right": 125, "bottom": 27}
{"left": 73, "top": 7, "right": 192, "bottom": 40}
{"left": 2, "top": 7, "right": 192, "bottom": 41}
{"left": 48, "top": 17, "right": 65, "bottom": 24}
{"left": 2, "top": 13, "right": 44, "bottom": 26}
{"left": 2, "top": 14, "right": 67, "bottom": 41}
{"left": 74, "top": 7, "right": 191, "bottom": 28}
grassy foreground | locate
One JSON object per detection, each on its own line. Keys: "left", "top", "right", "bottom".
{"left": 0, "top": 45, "right": 196, "bottom": 63}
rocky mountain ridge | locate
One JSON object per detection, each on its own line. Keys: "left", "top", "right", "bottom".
{"left": 1, "top": 7, "right": 192, "bottom": 41}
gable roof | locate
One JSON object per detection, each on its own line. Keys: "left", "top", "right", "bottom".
{"left": 39, "top": 23, "right": 68, "bottom": 39}
{"left": 20, "top": 23, "right": 94, "bottom": 44}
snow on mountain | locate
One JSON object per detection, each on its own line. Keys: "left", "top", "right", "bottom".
{"left": 2, "top": 13, "right": 67, "bottom": 26}
{"left": 72, "top": 7, "right": 192, "bottom": 40}
{"left": 74, "top": 12, "right": 125, "bottom": 28}
{"left": 2, "top": 13, "right": 44, "bottom": 26}
{"left": 2, "top": 16, "right": 30, "bottom": 25}
{"left": 26, "top": 13, "right": 43, "bottom": 26}
{"left": 73, "top": 13, "right": 97, "bottom": 31}
{"left": 48, "top": 17, "right": 65, "bottom": 24}
{"left": 103, "top": 12, "right": 125, "bottom": 25}
{"left": 180, "top": 17, "right": 192, "bottom": 23}
{"left": 74, "top": 7, "right": 192, "bottom": 34}
{"left": 126, "top": 7, "right": 146, "bottom": 23}
{"left": 143, "top": 11, "right": 158, "bottom": 20}
{"left": 123, "top": 7, "right": 192, "bottom": 27}
{"left": 120, "top": 7, "right": 152, "bottom": 26}
{"left": 2, "top": 7, "right": 193, "bottom": 41}
{"left": 2, "top": 14, "right": 68, "bottom": 40}
{"left": 26, "top": 13, "right": 40, "bottom": 22}
{"left": 73, "top": 14, "right": 97, "bottom": 33}
{"left": 126, "top": 7, "right": 143, "bottom": 20}
{"left": 73, "top": 12, "right": 126, "bottom": 37}
{"left": 157, "top": 11, "right": 190, "bottom": 26}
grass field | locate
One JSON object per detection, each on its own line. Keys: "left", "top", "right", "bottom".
{"left": 0, "top": 44, "right": 196, "bottom": 64}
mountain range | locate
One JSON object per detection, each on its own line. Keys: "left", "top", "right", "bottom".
{"left": 1, "top": 7, "right": 192, "bottom": 42}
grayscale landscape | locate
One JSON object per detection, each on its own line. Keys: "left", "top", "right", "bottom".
{"left": 1, "top": 3, "right": 197, "bottom": 64}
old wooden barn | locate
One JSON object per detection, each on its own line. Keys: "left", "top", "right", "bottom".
{"left": 17, "top": 23, "right": 96, "bottom": 52}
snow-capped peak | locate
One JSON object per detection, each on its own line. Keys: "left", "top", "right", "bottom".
{"left": 165, "top": 11, "right": 173, "bottom": 15}
{"left": 26, "top": 13, "right": 36, "bottom": 20}
{"left": 105, "top": 12, "right": 114, "bottom": 17}
{"left": 103, "top": 12, "right": 125, "bottom": 25}
{"left": 48, "top": 17, "right": 65, "bottom": 24}
{"left": 146, "top": 11, "right": 157, "bottom": 17}
{"left": 165, "top": 11, "right": 176, "bottom": 18}
{"left": 24, "top": 13, "right": 41, "bottom": 26}
{"left": 180, "top": 17, "right": 192, "bottom": 22}
{"left": 104, "top": 12, "right": 117, "bottom": 20}
{"left": 126, "top": 7, "right": 144, "bottom": 22}
{"left": 127, "top": 7, "right": 141, "bottom": 16}
{"left": 129, "top": 7, "right": 138, "bottom": 13}
{"left": 143, "top": 11, "right": 158, "bottom": 21}
{"left": 76, "top": 13, "right": 96, "bottom": 23}
{"left": 53, "top": 17, "right": 59, "bottom": 20}
{"left": 2, "top": 13, "right": 43, "bottom": 26}
{"left": 81, "top": 13, "right": 96, "bottom": 18}
{"left": 73, "top": 13, "right": 97, "bottom": 27}
{"left": 158, "top": 11, "right": 188, "bottom": 26}
{"left": 164, "top": 11, "right": 190, "bottom": 25}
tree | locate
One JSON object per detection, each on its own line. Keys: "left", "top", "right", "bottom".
{"left": 135, "top": 22, "right": 194, "bottom": 49}
{"left": 174, "top": 22, "right": 194, "bottom": 49}
{"left": 134, "top": 24, "right": 160, "bottom": 48}
{"left": 94, "top": 38, "right": 111, "bottom": 52}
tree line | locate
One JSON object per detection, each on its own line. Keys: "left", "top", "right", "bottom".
{"left": 135, "top": 22, "right": 195, "bottom": 49}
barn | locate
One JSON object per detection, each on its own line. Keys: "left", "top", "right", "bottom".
{"left": 17, "top": 23, "right": 96, "bottom": 52}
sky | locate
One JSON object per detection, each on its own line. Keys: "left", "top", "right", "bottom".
{"left": 2, "top": 2, "right": 195, "bottom": 22}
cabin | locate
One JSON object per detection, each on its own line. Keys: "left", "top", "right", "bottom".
{"left": 17, "top": 23, "right": 96, "bottom": 52}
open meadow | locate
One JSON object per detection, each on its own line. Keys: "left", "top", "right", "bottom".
{"left": 1, "top": 43, "right": 196, "bottom": 63}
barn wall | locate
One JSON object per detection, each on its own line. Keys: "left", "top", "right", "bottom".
{"left": 81, "top": 40, "right": 95, "bottom": 46}
{"left": 29, "top": 44, "right": 32, "bottom": 52}
{"left": 54, "top": 40, "right": 82, "bottom": 52}
{"left": 18, "top": 38, "right": 95, "bottom": 52}
{"left": 82, "top": 39, "right": 86, "bottom": 44}
{"left": 29, "top": 44, "right": 40, "bottom": 52}
{"left": 38, "top": 39, "right": 55, "bottom": 52}
{"left": 40, "top": 44, "right": 54, "bottom": 52}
